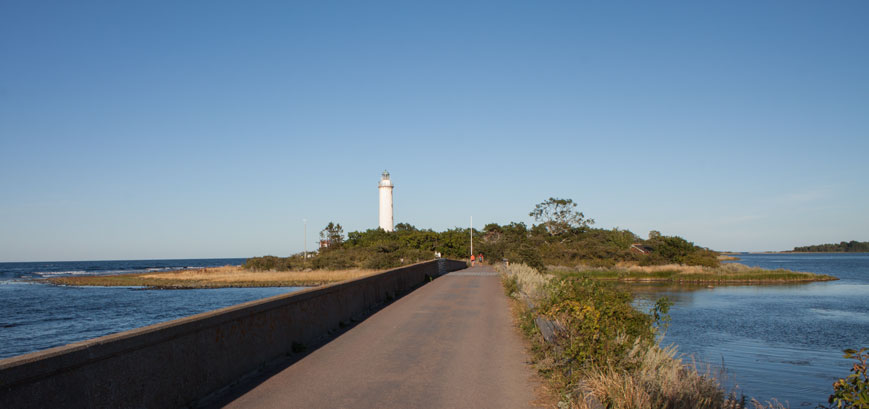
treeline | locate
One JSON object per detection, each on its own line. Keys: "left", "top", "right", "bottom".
{"left": 244, "top": 223, "right": 471, "bottom": 271}
{"left": 474, "top": 198, "right": 718, "bottom": 270}
{"left": 792, "top": 240, "right": 869, "bottom": 253}
{"left": 244, "top": 198, "right": 719, "bottom": 271}
{"left": 474, "top": 224, "right": 718, "bottom": 272}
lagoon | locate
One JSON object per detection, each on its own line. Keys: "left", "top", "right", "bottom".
{"left": 633, "top": 253, "right": 869, "bottom": 407}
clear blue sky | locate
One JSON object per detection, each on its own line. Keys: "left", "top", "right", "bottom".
{"left": 1, "top": 1, "right": 867, "bottom": 261}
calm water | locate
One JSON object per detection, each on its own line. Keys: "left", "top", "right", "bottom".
{"left": 0, "top": 259, "right": 303, "bottom": 359}
{"left": 633, "top": 253, "right": 869, "bottom": 407}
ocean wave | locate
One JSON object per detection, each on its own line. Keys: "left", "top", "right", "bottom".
{"left": 0, "top": 279, "right": 43, "bottom": 285}
{"left": 33, "top": 267, "right": 197, "bottom": 278}
{"left": 33, "top": 270, "right": 89, "bottom": 277}
{"left": 36, "top": 269, "right": 153, "bottom": 277}
{"left": 145, "top": 267, "right": 178, "bottom": 273}
{"left": 1, "top": 259, "right": 245, "bottom": 281}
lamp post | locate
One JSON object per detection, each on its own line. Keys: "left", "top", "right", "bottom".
{"left": 303, "top": 218, "right": 307, "bottom": 268}
{"left": 470, "top": 216, "right": 473, "bottom": 262}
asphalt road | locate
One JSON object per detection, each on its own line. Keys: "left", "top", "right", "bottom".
{"left": 219, "top": 265, "right": 540, "bottom": 409}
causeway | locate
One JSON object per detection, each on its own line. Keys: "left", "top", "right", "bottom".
{"left": 218, "top": 265, "right": 539, "bottom": 409}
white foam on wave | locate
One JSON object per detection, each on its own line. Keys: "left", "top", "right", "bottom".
{"left": 145, "top": 267, "right": 176, "bottom": 273}
{"left": 29, "top": 266, "right": 206, "bottom": 278}
{"left": 0, "top": 279, "right": 41, "bottom": 285}
{"left": 34, "top": 271, "right": 89, "bottom": 277}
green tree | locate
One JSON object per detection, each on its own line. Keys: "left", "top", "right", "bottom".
{"left": 609, "top": 228, "right": 638, "bottom": 250}
{"left": 517, "top": 243, "right": 546, "bottom": 272}
{"left": 319, "top": 222, "right": 344, "bottom": 250}
{"left": 653, "top": 236, "right": 695, "bottom": 264}
{"left": 529, "top": 197, "right": 594, "bottom": 236}
{"left": 394, "top": 222, "right": 417, "bottom": 232}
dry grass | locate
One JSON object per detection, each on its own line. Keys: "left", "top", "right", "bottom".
{"left": 553, "top": 262, "right": 836, "bottom": 283}
{"left": 576, "top": 342, "right": 789, "bottom": 409}
{"left": 577, "top": 342, "right": 725, "bottom": 409}
{"left": 44, "top": 265, "right": 381, "bottom": 288}
{"left": 496, "top": 263, "right": 551, "bottom": 300}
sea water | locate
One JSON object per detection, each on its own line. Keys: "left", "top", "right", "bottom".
{"left": 0, "top": 259, "right": 303, "bottom": 359}
{"left": 632, "top": 253, "right": 869, "bottom": 407}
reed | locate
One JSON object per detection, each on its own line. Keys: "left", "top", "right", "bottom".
{"left": 553, "top": 262, "right": 836, "bottom": 283}
{"left": 717, "top": 255, "right": 741, "bottom": 261}
{"left": 498, "top": 262, "right": 550, "bottom": 300}
{"left": 578, "top": 342, "right": 788, "bottom": 409}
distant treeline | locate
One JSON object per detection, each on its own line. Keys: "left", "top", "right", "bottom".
{"left": 792, "top": 240, "right": 869, "bottom": 253}
{"left": 244, "top": 198, "right": 719, "bottom": 271}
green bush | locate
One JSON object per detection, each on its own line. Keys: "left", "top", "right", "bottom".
{"left": 821, "top": 347, "right": 869, "bottom": 409}
{"left": 516, "top": 244, "right": 546, "bottom": 272}
{"left": 244, "top": 255, "right": 303, "bottom": 271}
{"left": 641, "top": 235, "right": 720, "bottom": 267}
{"left": 363, "top": 252, "right": 401, "bottom": 269}
{"left": 540, "top": 277, "right": 655, "bottom": 369}
{"left": 311, "top": 250, "right": 356, "bottom": 270}
{"left": 684, "top": 249, "right": 720, "bottom": 267}
{"left": 654, "top": 236, "right": 696, "bottom": 264}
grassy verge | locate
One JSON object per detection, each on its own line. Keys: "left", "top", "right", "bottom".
{"left": 549, "top": 263, "right": 836, "bottom": 284}
{"left": 498, "top": 263, "right": 787, "bottom": 409}
{"left": 42, "top": 265, "right": 381, "bottom": 288}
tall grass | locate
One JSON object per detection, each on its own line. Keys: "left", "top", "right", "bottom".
{"left": 579, "top": 342, "right": 724, "bottom": 409}
{"left": 498, "top": 263, "right": 789, "bottom": 409}
{"left": 497, "top": 263, "right": 550, "bottom": 300}
{"left": 550, "top": 262, "right": 836, "bottom": 283}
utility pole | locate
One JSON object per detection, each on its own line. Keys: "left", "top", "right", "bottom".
{"left": 303, "top": 218, "right": 307, "bottom": 268}
{"left": 470, "top": 216, "right": 473, "bottom": 260}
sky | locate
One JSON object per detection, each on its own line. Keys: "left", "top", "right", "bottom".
{"left": 1, "top": 1, "right": 867, "bottom": 261}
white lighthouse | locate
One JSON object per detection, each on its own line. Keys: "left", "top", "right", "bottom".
{"left": 378, "top": 170, "right": 394, "bottom": 232}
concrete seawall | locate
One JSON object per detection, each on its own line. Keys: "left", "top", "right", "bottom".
{"left": 0, "top": 259, "right": 467, "bottom": 408}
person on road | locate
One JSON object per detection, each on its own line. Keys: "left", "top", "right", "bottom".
{"left": 470, "top": 254, "right": 476, "bottom": 266}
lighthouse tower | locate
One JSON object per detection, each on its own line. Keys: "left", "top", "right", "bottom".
{"left": 378, "top": 170, "right": 394, "bottom": 232}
